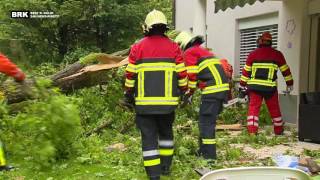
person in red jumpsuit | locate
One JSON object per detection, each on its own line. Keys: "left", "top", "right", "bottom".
{"left": 240, "top": 32, "right": 293, "bottom": 135}
{"left": 0, "top": 53, "right": 25, "bottom": 171}
{"left": 123, "top": 10, "right": 188, "bottom": 180}
{"left": 175, "top": 31, "right": 230, "bottom": 160}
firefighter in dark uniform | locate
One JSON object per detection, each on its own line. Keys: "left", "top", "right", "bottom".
{"left": 124, "top": 10, "right": 188, "bottom": 180}
{"left": 240, "top": 32, "right": 293, "bottom": 135}
{"left": 0, "top": 53, "right": 25, "bottom": 171}
{"left": 175, "top": 31, "right": 230, "bottom": 160}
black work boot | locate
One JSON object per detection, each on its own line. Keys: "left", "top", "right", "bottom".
{"left": 161, "top": 166, "right": 171, "bottom": 176}
{"left": 149, "top": 176, "right": 160, "bottom": 180}
{"left": 0, "top": 165, "right": 14, "bottom": 171}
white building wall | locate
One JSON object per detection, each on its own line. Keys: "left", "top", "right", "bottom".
{"left": 175, "top": 0, "right": 207, "bottom": 37}
{"left": 206, "top": 0, "right": 282, "bottom": 77}
{"left": 175, "top": 0, "right": 195, "bottom": 33}
{"left": 278, "top": 0, "right": 309, "bottom": 96}
{"left": 175, "top": 0, "right": 315, "bottom": 124}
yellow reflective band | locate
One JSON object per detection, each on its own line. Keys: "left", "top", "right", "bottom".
{"left": 178, "top": 77, "right": 188, "bottom": 87}
{"left": 202, "top": 84, "right": 229, "bottom": 94}
{"left": 176, "top": 63, "right": 186, "bottom": 72}
{"left": 285, "top": 74, "right": 293, "bottom": 81}
{"left": 198, "top": 58, "right": 221, "bottom": 71}
{"left": 135, "top": 97, "right": 179, "bottom": 105}
{"left": 252, "top": 63, "right": 278, "bottom": 69}
{"left": 279, "top": 64, "right": 289, "bottom": 72}
{"left": 126, "top": 63, "right": 137, "bottom": 73}
{"left": 165, "top": 71, "right": 173, "bottom": 97}
{"left": 187, "top": 66, "right": 199, "bottom": 73}
{"left": 125, "top": 79, "right": 135, "bottom": 87}
{"left": 208, "top": 65, "right": 222, "bottom": 85}
{"left": 159, "top": 149, "right": 174, "bottom": 156}
{"left": 248, "top": 79, "right": 277, "bottom": 87}
{"left": 144, "top": 158, "right": 161, "bottom": 167}
{"left": 0, "top": 146, "right": 6, "bottom": 166}
{"left": 252, "top": 67, "right": 257, "bottom": 79}
{"left": 138, "top": 71, "right": 145, "bottom": 97}
{"left": 268, "top": 67, "right": 273, "bottom": 80}
{"left": 188, "top": 81, "right": 197, "bottom": 88}
{"left": 136, "top": 63, "right": 176, "bottom": 72}
{"left": 202, "top": 139, "right": 216, "bottom": 144}
{"left": 240, "top": 75, "right": 249, "bottom": 82}
{"left": 244, "top": 65, "right": 252, "bottom": 72}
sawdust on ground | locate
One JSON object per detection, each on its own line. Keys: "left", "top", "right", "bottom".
{"left": 227, "top": 129, "right": 320, "bottom": 159}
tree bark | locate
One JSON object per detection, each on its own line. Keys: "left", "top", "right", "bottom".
{"left": 1, "top": 53, "right": 128, "bottom": 103}
{"left": 0, "top": 79, "right": 36, "bottom": 104}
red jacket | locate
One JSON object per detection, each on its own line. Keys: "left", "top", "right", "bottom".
{"left": 0, "top": 53, "right": 25, "bottom": 81}
{"left": 240, "top": 47, "right": 293, "bottom": 87}
{"left": 184, "top": 44, "right": 215, "bottom": 91}
{"left": 125, "top": 35, "right": 188, "bottom": 92}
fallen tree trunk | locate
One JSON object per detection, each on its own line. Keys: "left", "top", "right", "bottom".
{"left": 51, "top": 50, "right": 128, "bottom": 81}
{"left": 51, "top": 62, "right": 84, "bottom": 81}
{"left": 1, "top": 50, "right": 129, "bottom": 103}
{"left": 53, "top": 58, "right": 128, "bottom": 92}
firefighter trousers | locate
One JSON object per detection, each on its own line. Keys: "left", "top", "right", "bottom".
{"left": 136, "top": 113, "right": 174, "bottom": 178}
{"left": 247, "top": 91, "right": 284, "bottom": 134}
{"left": 198, "top": 98, "right": 223, "bottom": 159}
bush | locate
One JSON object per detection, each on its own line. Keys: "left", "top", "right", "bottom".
{"left": 3, "top": 94, "right": 82, "bottom": 169}
{"left": 219, "top": 105, "right": 247, "bottom": 125}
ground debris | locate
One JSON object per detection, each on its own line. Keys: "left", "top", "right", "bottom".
{"left": 216, "top": 124, "right": 242, "bottom": 131}
{"left": 231, "top": 142, "right": 320, "bottom": 160}
{"left": 194, "top": 168, "right": 211, "bottom": 176}
{"left": 299, "top": 157, "right": 320, "bottom": 173}
{"left": 105, "top": 143, "right": 127, "bottom": 152}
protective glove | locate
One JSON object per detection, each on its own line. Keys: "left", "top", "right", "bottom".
{"left": 238, "top": 85, "right": 247, "bottom": 99}
{"left": 287, "top": 85, "right": 293, "bottom": 92}
{"left": 14, "top": 70, "right": 25, "bottom": 83}
{"left": 122, "top": 91, "right": 135, "bottom": 110}
{"left": 180, "top": 91, "right": 193, "bottom": 108}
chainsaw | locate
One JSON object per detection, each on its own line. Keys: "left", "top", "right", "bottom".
{"left": 223, "top": 96, "right": 248, "bottom": 108}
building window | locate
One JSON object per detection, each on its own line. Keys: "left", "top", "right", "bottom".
{"left": 239, "top": 24, "right": 278, "bottom": 75}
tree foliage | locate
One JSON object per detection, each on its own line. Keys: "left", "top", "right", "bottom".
{"left": 0, "top": 0, "right": 172, "bottom": 65}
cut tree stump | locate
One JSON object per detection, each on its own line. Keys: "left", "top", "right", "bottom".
{"left": 0, "top": 79, "right": 36, "bottom": 104}
{"left": 216, "top": 124, "right": 242, "bottom": 131}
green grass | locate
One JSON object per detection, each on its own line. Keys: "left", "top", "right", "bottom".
{"left": 1, "top": 67, "right": 319, "bottom": 180}
{"left": 2, "top": 124, "right": 304, "bottom": 180}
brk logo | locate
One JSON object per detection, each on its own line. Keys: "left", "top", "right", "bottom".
{"left": 11, "top": 11, "right": 30, "bottom": 18}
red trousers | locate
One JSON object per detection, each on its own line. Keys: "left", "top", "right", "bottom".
{"left": 247, "top": 91, "right": 284, "bottom": 134}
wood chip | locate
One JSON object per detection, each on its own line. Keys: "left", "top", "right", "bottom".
{"left": 216, "top": 124, "right": 242, "bottom": 131}
{"left": 194, "top": 168, "right": 211, "bottom": 176}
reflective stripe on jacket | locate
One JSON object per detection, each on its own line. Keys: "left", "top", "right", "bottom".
{"left": 125, "top": 35, "right": 187, "bottom": 114}
{"left": 240, "top": 47, "right": 293, "bottom": 92}
{"left": 184, "top": 44, "right": 229, "bottom": 100}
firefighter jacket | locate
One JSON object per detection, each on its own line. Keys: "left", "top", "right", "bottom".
{"left": 125, "top": 35, "right": 188, "bottom": 114}
{"left": 0, "top": 53, "right": 25, "bottom": 81}
{"left": 184, "top": 44, "right": 229, "bottom": 100}
{"left": 240, "top": 47, "right": 293, "bottom": 92}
